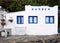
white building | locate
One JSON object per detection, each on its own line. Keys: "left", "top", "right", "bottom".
{"left": 0, "top": 6, "right": 8, "bottom": 31}
{"left": 1, "top": 5, "right": 58, "bottom": 36}
{"left": 0, "top": 6, "right": 8, "bottom": 37}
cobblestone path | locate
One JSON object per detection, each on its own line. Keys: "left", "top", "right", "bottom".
{"left": 0, "top": 34, "right": 60, "bottom": 43}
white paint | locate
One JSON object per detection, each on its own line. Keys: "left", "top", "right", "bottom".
{"left": 0, "top": 7, "right": 8, "bottom": 31}
{"left": 4, "top": 5, "right": 58, "bottom": 35}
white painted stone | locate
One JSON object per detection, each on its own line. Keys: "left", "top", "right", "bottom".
{"left": 4, "top": 5, "right": 58, "bottom": 35}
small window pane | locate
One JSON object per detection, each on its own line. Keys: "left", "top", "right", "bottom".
{"left": 50, "top": 17, "right": 53, "bottom": 23}
{"left": 30, "top": 17, "right": 33, "bottom": 23}
{"left": 46, "top": 17, "right": 49, "bottom": 23}
{"left": 18, "top": 17, "right": 20, "bottom": 24}
{"left": 34, "top": 17, "right": 37, "bottom": 23}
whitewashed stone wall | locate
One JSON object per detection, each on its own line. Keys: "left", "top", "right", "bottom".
{"left": 5, "top": 5, "right": 58, "bottom": 35}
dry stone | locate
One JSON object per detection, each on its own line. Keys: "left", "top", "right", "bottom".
{"left": 0, "top": 34, "right": 60, "bottom": 43}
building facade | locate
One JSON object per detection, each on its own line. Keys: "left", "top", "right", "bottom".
{"left": 3, "top": 5, "right": 58, "bottom": 35}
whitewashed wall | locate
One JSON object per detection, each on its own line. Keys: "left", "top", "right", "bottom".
{"left": 0, "top": 7, "right": 8, "bottom": 31}
{"left": 5, "top": 5, "right": 58, "bottom": 35}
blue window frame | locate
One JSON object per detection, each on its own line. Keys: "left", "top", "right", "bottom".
{"left": 17, "top": 16, "right": 24, "bottom": 24}
{"left": 58, "top": 30, "right": 60, "bottom": 33}
{"left": 28, "top": 16, "right": 38, "bottom": 24}
{"left": 45, "top": 16, "right": 54, "bottom": 24}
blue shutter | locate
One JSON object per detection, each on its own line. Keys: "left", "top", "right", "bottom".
{"left": 28, "top": 16, "right": 38, "bottom": 24}
{"left": 17, "top": 16, "right": 24, "bottom": 24}
{"left": 58, "top": 30, "right": 60, "bottom": 33}
{"left": 45, "top": 16, "right": 54, "bottom": 24}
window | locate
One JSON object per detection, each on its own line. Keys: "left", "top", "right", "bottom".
{"left": 28, "top": 16, "right": 38, "bottom": 24}
{"left": 58, "top": 30, "right": 60, "bottom": 33}
{"left": 45, "top": 16, "right": 54, "bottom": 24}
{"left": 17, "top": 16, "right": 24, "bottom": 24}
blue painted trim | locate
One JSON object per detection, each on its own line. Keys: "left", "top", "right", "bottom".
{"left": 42, "top": 8, "right": 44, "bottom": 10}
{"left": 45, "top": 8, "right": 46, "bottom": 10}
{"left": 32, "top": 8, "right": 51, "bottom": 11}
{"left": 45, "top": 16, "right": 54, "bottom": 24}
{"left": 17, "top": 16, "right": 24, "bottom": 24}
{"left": 28, "top": 16, "right": 38, "bottom": 24}
{"left": 39, "top": 8, "right": 40, "bottom": 10}
{"left": 16, "top": 17, "right": 18, "bottom": 24}
{"left": 58, "top": 30, "right": 60, "bottom": 33}
{"left": 48, "top": 8, "right": 50, "bottom": 10}
{"left": 32, "top": 8, "right": 34, "bottom": 10}
{"left": 35, "top": 8, "right": 37, "bottom": 10}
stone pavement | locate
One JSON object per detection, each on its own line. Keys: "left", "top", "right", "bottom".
{"left": 0, "top": 34, "right": 60, "bottom": 43}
